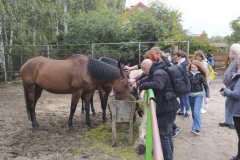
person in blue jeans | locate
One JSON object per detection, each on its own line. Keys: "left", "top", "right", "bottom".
{"left": 188, "top": 60, "right": 210, "bottom": 135}
{"left": 179, "top": 95, "right": 191, "bottom": 118}
{"left": 174, "top": 51, "right": 191, "bottom": 118}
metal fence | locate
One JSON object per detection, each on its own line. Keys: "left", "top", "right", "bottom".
{"left": 0, "top": 41, "right": 189, "bottom": 82}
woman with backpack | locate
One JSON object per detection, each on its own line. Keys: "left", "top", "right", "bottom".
{"left": 188, "top": 60, "right": 210, "bottom": 135}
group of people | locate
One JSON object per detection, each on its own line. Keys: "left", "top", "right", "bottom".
{"left": 125, "top": 47, "right": 210, "bottom": 160}
{"left": 124, "top": 44, "right": 240, "bottom": 160}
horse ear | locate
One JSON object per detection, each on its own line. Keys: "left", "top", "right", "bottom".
{"left": 118, "top": 59, "right": 123, "bottom": 76}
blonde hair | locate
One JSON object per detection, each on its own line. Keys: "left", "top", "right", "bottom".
{"left": 194, "top": 50, "right": 205, "bottom": 60}
{"left": 188, "top": 60, "right": 208, "bottom": 79}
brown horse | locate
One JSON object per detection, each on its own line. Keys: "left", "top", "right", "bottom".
{"left": 20, "top": 54, "right": 130, "bottom": 132}
{"left": 81, "top": 57, "right": 133, "bottom": 123}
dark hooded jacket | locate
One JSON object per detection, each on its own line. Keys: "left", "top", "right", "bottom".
{"left": 137, "top": 61, "right": 180, "bottom": 114}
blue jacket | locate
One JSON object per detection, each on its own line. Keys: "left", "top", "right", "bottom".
{"left": 224, "top": 73, "right": 240, "bottom": 117}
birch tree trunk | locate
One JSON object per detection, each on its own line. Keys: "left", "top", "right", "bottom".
{"left": 0, "top": 15, "right": 7, "bottom": 82}
{"left": 63, "top": 0, "right": 68, "bottom": 34}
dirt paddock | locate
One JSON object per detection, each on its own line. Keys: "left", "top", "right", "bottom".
{"left": 0, "top": 77, "right": 237, "bottom": 160}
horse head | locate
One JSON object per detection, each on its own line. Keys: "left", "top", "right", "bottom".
{"left": 97, "top": 57, "right": 131, "bottom": 100}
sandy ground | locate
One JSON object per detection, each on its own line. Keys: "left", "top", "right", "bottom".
{"left": 0, "top": 77, "right": 237, "bottom": 160}
{"left": 174, "top": 78, "right": 237, "bottom": 160}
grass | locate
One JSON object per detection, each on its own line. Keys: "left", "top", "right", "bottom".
{"left": 68, "top": 123, "right": 144, "bottom": 159}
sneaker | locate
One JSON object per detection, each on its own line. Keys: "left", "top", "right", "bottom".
{"left": 177, "top": 111, "right": 184, "bottom": 116}
{"left": 230, "top": 156, "right": 240, "bottom": 160}
{"left": 201, "top": 108, "right": 207, "bottom": 114}
{"left": 183, "top": 112, "right": 190, "bottom": 118}
{"left": 172, "top": 127, "right": 182, "bottom": 138}
{"left": 229, "top": 125, "right": 236, "bottom": 129}
{"left": 191, "top": 130, "right": 200, "bottom": 135}
{"left": 219, "top": 122, "right": 230, "bottom": 127}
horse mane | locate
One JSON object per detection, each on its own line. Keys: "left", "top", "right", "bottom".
{"left": 99, "top": 57, "right": 125, "bottom": 68}
{"left": 67, "top": 54, "right": 85, "bottom": 59}
{"left": 88, "top": 58, "right": 120, "bottom": 81}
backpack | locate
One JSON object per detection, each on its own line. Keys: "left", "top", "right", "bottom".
{"left": 165, "top": 65, "right": 191, "bottom": 97}
{"left": 208, "top": 57, "right": 215, "bottom": 68}
{"left": 208, "top": 64, "right": 215, "bottom": 80}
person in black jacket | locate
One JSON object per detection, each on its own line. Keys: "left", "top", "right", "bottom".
{"left": 137, "top": 58, "right": 180, "bottom": 160}
{"left": 188, "top": 60, "right": 210, "bottom": 135}
{"left": 127, "top": 47, "right": 182, "bottom": 138}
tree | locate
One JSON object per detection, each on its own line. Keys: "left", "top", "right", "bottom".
{"left": 229, "top": 17, "right": 240, "bottom": 43}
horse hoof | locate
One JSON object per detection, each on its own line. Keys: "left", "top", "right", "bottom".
{"left": 135, "top": 144, "right": 146, "bottom": 155}
{"left": 87, "top": 125, "right": 94, "bottom": 130}
{"left": 102, "top": 119, "right": 107, "bottom": 124}
{"left": 68, "top": 127, "right": 74, "bottom": 133}
{"left": 32, "top": 127, "right": 39, "bottom": 133}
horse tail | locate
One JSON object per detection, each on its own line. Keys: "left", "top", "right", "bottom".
{"left": 23, "top": 84, "right": 31, "bottom": 120}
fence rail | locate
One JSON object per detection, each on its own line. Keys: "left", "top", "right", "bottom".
{"left": 0, "top": 41, "right": 190, "bottom": 82}
{"left": 145, "top": 89, "right": 164, "bottom": 160}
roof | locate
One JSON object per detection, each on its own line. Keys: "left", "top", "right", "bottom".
{"left": 129, "top": 2, "right": 148, "bottom": 10}
{"left": 210, "top": 42, "right": 228, "bottom": 48}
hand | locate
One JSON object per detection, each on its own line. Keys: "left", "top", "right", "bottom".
{"left": 132, "top": 83, "right": 137, "bottom": 89}
{"left": 128, "top": 79, "right": 136, "bottom": 85}
{"left": 124, "top": 66, "right": 131, "bottom": 72}
{"left": 137, "top": 88, "right": 140, "bottom": 95}
{"left": 205, "top": 97, "right": 210, "bottom": 104}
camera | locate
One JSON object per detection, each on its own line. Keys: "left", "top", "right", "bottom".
{"left": 220, "top": 88, "right": 224, "bottom": 92}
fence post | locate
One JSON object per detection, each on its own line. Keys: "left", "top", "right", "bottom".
{"left": 138, "top": 43, "right": 141, "bottom": 64}
{"left": 91, "top": 43, "right": 95, "bottom": 57}
{"left": 0, "top": 16, "right": 7, "bottom": 82}
{"left": 47, "top": 45, "right": 50, "bottom": 58}
{"left": 145, "top": 89, "right": 164, "bottom": 160}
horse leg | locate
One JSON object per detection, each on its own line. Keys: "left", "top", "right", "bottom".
{"left": 84, "top": 91, "right": 95, "bottom": 129}
{"left": 68, "top": 91, "right": 82, "bottom": 131}
{"left": 99, "top": 89, "right": 106, "bottom": 123}
{"left": 81, "top": 97, "right": 85, "bottom": 114}
{"left": 90, "top": 92, "right": 95, "bottom": 115}
{"left": 23, "top": 83, "right": 39, "bottom": 132}
{"left": 33, "top": 85, "right": 43, "bottom": 128}
{"left": 103, "top": 93, "right": 109, "bottom": 123}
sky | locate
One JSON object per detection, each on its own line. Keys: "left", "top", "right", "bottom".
{"left": 125, "top": 0, "right": 240, "bottom": 37}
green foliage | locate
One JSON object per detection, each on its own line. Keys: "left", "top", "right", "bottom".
{"left": 209, "top": 36, "right": 226, "bottom": 43}
{"left": 1, "top": 0, "right": 185, "bottom": 57}
{"left": 187, "top": 36, "right": 214, "bottom": 54}
{"left": 64, "top": 10, "right": 122, "bottom": 44}
{"left": 229, "top": 19, "right": 240, "bottom": 43}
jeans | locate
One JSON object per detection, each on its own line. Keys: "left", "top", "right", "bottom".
{"left": 225, "top": 97, "right": 234, "bottom": 125}
{"left": 157, "top": 111, "right": 176, "bottom": 160}
{"left": 180, "top": 94, "right": 191, "bottom": 113}
{"left": 201, "top": 90, "right": 209, "bottom": 110}
{"left": 189, "top": 95, "right": 203, "bottom": 131}
{"left": 201, "top": 81, "right": 209, "bottom": 110}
